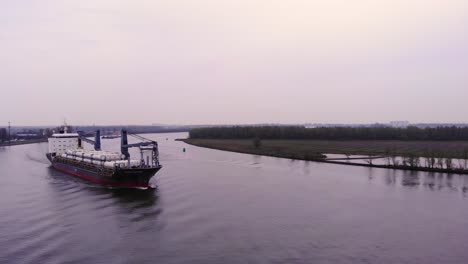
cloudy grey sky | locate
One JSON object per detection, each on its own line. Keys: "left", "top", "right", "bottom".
{"left": 1, "top": 0, "right": 468, "bottom": 125}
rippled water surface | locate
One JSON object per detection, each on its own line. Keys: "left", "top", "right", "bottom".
{"left": 1, "top": 133, "right": 468, "bottom": 264}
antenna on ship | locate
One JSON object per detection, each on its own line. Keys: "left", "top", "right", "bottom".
{"left": 63, "top": 118, "right": 68, "bottom": 133}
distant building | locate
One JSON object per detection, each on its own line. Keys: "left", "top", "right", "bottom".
{"left": 389, "top": 121, "right": 410, "bottom": 128}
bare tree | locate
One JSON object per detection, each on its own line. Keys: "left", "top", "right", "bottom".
{"left": 436, "top": 152, "right": 444, "bottom": 169}
{"left": 457, "top": 157, "right": 465, "bottom": 170}
{"left": 402, "top": 155, "right": 409, "bottom": 167}
{"left": 423, "top": 150, "right": 431, "bottom": 168}
{"left": 387, "top": 147, "right": 399, "bottom": 167}
{"left": 463, "top": 148, "right": 468, "bottom": 170}
{"left": 424, "top": 149, "right": 436, "bottom": 168}
{"left": 384, "top": 148, "right": 392, "bottom": 166}
{"left": 404, "top": 153, "right": 419, "bottom": 168}
{"left": 445, "top": 157, "right": 453, "bottom": 170}
{"left": 411, "top": 155, "right": 420, "bottom": 168}
{"left": 429, "top": 152, "right": 436, "bottom": 169}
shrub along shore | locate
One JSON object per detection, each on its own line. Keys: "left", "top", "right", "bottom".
{"left": 183, "top": 126, "right": 468, "bottom": 175}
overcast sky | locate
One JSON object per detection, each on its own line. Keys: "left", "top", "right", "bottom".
{"left": 1, "top": 0, "right": 468, "bottom": 126}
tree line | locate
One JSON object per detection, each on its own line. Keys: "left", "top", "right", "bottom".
{"left": 189, "top": 126, "right": 468, "bottom": 141}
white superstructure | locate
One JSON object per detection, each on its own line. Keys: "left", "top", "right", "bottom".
{"left": 48, "top": 133, "right": 79, "bottom": 154}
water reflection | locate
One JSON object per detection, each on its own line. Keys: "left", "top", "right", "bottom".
{"left": 372, "top": 168, "right": 468, "bottom": 194}
{"left": 401, "top": 170, "right": 420, "bottom": 187}
{"left": 422, "top": 172, "right": 437, "bottom": 190}
{"left": 251, "top": 155, "right": 261, "bottom": 164}
{"left": 302, "top": 160, "right": 311, "bottom": 175}
{"left": 384, "top": 169, "right": 397, "bottom": 186}
{"left": 5, "top": 134, "right": 468, "bottom": 264}
{"left": 367, "top": 167, "right": 374, "bottom": 180}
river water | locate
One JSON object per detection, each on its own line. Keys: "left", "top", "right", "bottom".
{"left": 1, "top": 133, "right": 468, "bottom": 264}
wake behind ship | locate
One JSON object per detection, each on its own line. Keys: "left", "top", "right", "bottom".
{"left": 46, "top": 128, "right": 162, "bottom": 188}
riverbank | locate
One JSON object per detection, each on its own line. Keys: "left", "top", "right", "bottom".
{"left": 180, "top": 138, "right": 468, "bottom": 175}
{"left": 179, "top": 139, "right": 326, "bottom": 160}
{"left": 0, "top": 138, "right": 47, "bottom": 147}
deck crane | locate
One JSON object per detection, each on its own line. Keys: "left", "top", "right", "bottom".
{"left": 121, "top": 129, "right": 160, "bottom": 168}
{"left": 77, "top": 130, "right": 101, "bottom": 150}
{"left": 76, "top": 129, "right": 159, "bottom": 168}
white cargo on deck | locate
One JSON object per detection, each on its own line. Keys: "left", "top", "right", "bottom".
{"left": 59, "top": 152, "right": 141, "bottom": 168}
{"left": 103, "top": 160, "right": 141, "bottom": 168}
{"left": 65, "top": 149, "right": 125, "bottom": 161}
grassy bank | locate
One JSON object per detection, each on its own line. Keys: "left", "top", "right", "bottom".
{"left": 180, "top": 139, "right": 327, "bottom": 160}
{"left": 181, "top": 138, "right": 468, "bottom": 174}
{"left": 181, "top": 139, "right": 468, "bottom": 159}
{"left": 0, "top": 138, "right": 47, "bottom": 147}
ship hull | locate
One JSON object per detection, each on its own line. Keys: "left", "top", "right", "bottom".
{"left": 47, "top": 154, "right": 161, "bottom": 188}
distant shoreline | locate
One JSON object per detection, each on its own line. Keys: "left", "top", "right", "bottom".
{"left": 180, "top": 138, "right": 468, "bottom": 175}
{"left": 0, "top": 138, "right": 47, "bottom": 147}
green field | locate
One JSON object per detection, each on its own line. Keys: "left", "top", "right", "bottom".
{"left": 181, "top": 139, "right": 468, "bottom": 160}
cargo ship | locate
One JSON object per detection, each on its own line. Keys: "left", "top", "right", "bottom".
{"left": 46, "top": 128, "right": 162, "bottom": 188}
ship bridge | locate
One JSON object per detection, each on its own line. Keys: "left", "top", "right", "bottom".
{"left": 48, "top": 133, "right": 80, "bottom": 154}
